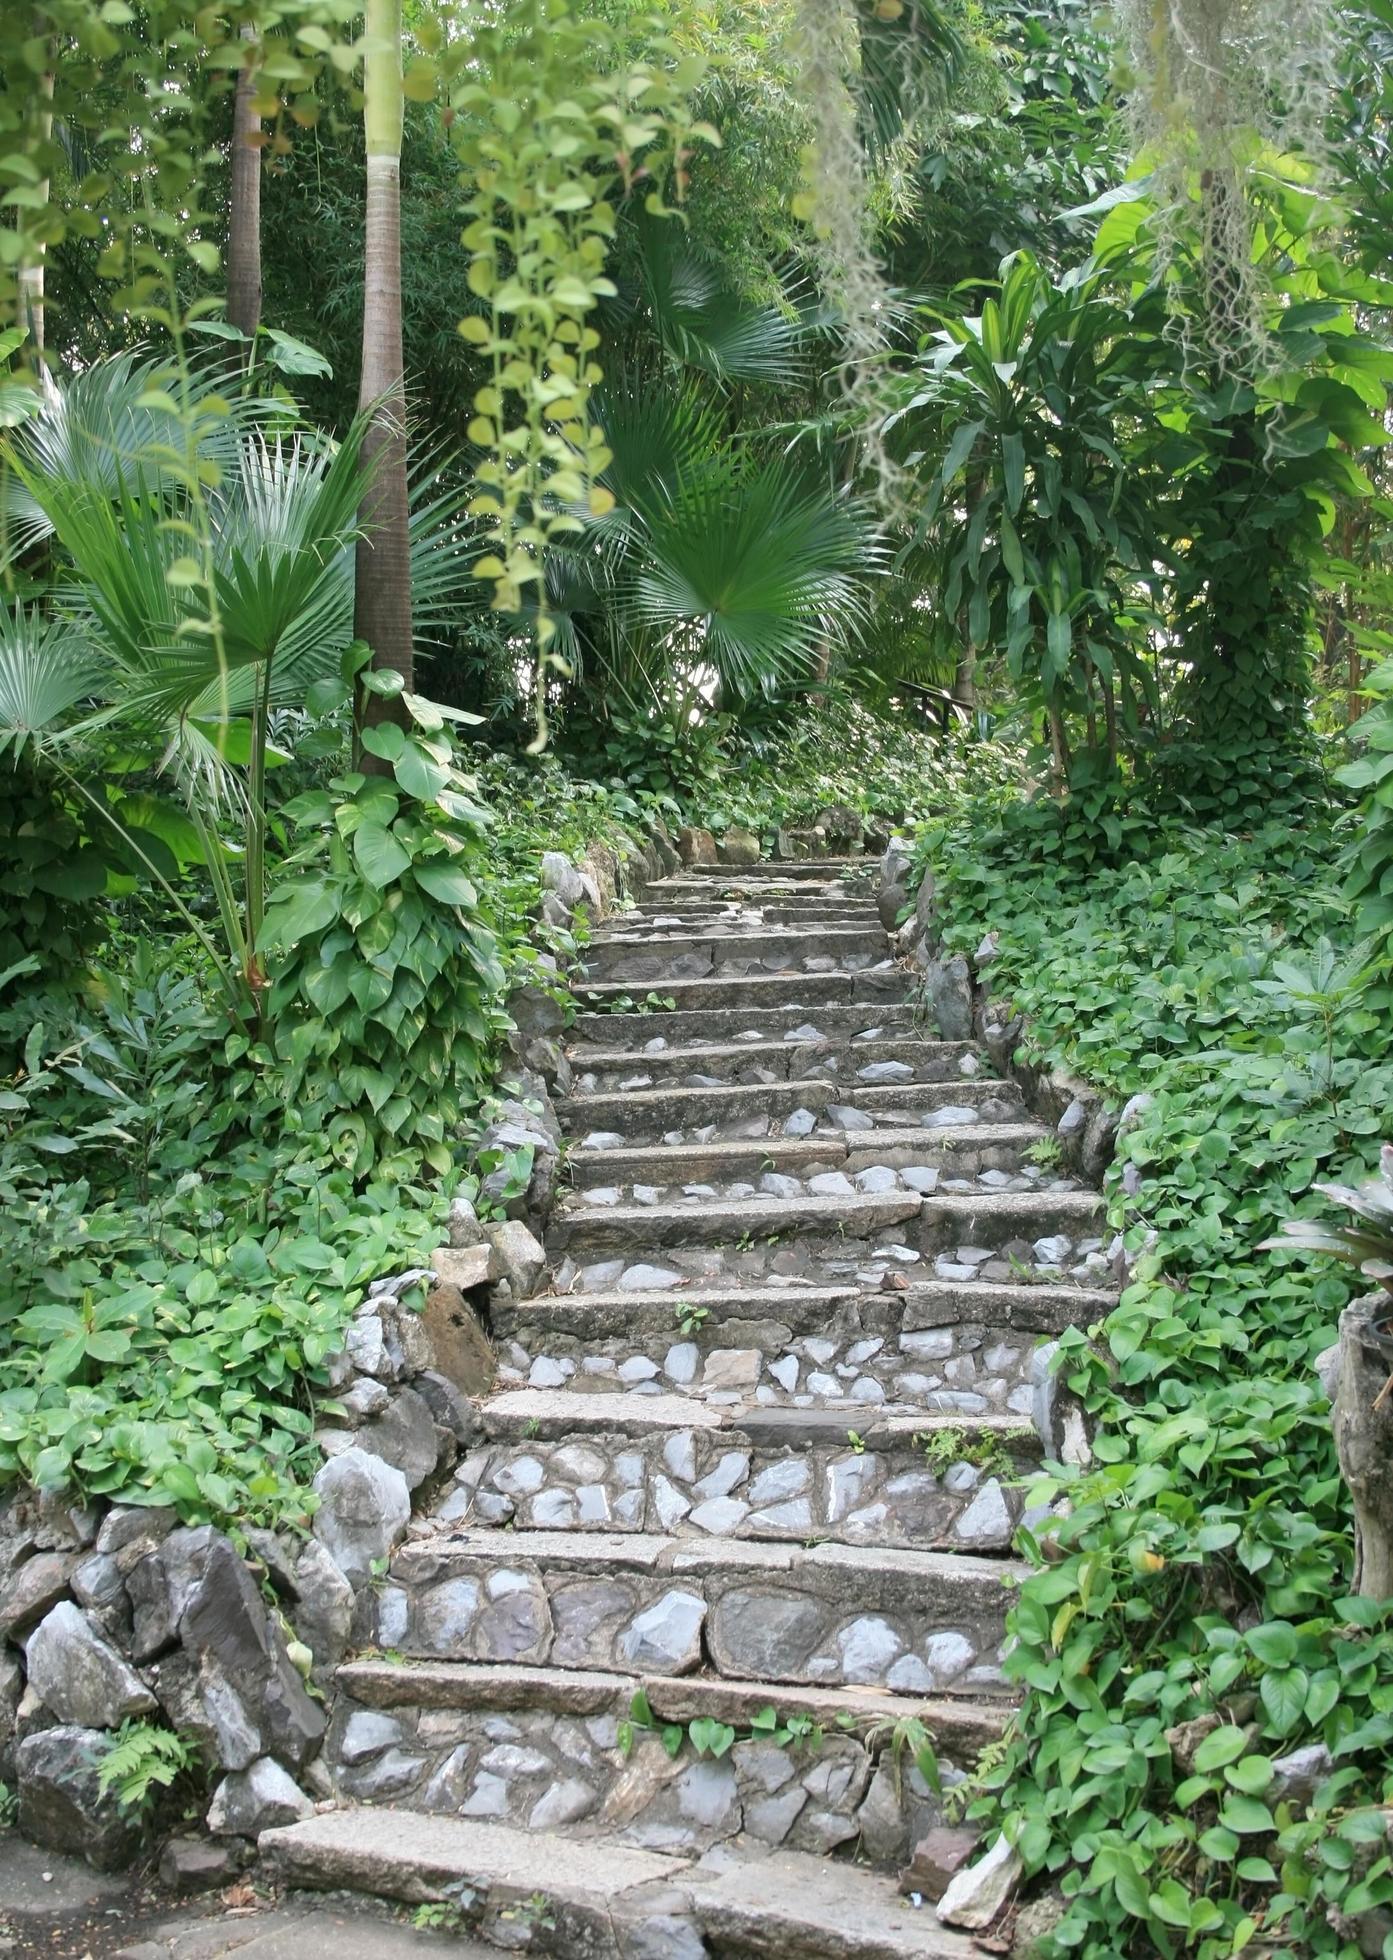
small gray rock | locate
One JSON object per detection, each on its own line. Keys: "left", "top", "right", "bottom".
{"left": 207, "top": 1756, "right": 314, "bottom": 1836}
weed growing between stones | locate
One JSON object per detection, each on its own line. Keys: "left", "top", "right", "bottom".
{"left": 617, "top": 1686, "right": 845, "bottom": 1765}
{"left": 94, "top": 1719, "right": 201, "bottom": 1821}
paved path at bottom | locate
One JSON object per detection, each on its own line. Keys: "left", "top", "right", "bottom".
{"left": 0, "top": 1834, "right": 489, "bottom": 1960}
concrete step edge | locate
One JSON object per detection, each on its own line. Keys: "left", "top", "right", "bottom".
{"left": 257, "top": 1812, "right": 984, "bottom": 1959}
{"left": 334, "top": 1657, "right": 1013, "bottom": 1752}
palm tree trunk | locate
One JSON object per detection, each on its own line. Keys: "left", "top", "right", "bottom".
{"left": 355, "top": 0, "right": 413, "bottom": 750}
{"left": 226, "top": 27, "right": 263, "bottom": 342}
{"left": 17, "top": 51, "right": 53, "bottom": 353}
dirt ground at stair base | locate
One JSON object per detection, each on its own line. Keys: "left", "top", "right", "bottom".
{"left": 0, "top": 1833, "right": 488, "bottom": 1960}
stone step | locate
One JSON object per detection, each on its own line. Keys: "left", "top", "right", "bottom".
{"left": 337, "top": 1657, "right": 1008, "bottom": 1757}
{"left": 570, "top": 1003, "right": 924, "bottom": 1047}
{"left": 920, "top": 1188, "right": 1107, "bottom": 1262}
{"left": 565, "top": 1123, "right": 1043, "bottom": 1188}
{"left": 581, "top": 927, "right": 889, "bottom": 985}
{"left": 576, "top": 969, "right": 911, "bottom": 1012}
{"left": 621, "top": 902, "right": 882, "bottom": 928}
{"left": 551, "top": 1202, "right": 1108, "bottom": 1299}
{"left": 376, "top": 1531, "right": 1017, "bottom": 1698}
{"left": 547, "top": 1190, "right": 923, "bottom": 1256}
{"left": 569, "top": 1035, "right": 975, "bottom": 1091}
{"left": 445, "top": 1394, "right": 1040, "bottom": 1551}
{"left": 318, "top": 1659, "right": 1004, "bottom": 1872}
{"left": 496, "top": 1276, "right": 1113, "bottom": 1348}
{"left": 259, "top": 1812, "right": 983, "bottom": 1959}
{"left": 491, "top": 1277, "right": 1105, "bottom": 1416}
{"left": 681, "top": 856, "right": 870, "bottom": 878}
{"left": 562, "top": 1075, "right": 1022, "bottom": 1139}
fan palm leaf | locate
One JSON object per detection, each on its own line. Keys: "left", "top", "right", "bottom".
{"left": 0, "top": 349, "right": 275, "bottom": 567}
{"left": 627, "top": 459, "right": 884, "bottom": 701}
{"left": 624, "top": 213, "right": 810, "bottom": 386}
{"left": 0, "top": 602, "right": 101, "bottom": 762}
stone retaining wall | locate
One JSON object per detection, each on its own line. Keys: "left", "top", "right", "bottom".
{"left": 0, "top": 827, "right": 658, "bottom": 1868}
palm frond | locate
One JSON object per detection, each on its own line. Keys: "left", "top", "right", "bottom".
{"left": 0, "top": 602, "right": 101, "bottom": 762}
{"left": 627, "top": 459, "right": 884, "bottom": 701}
{"left": 635, "top": 217, "right": 809, "bottom": 385}
{"left": 0, "top": 349, "right": 274, "bottom": 566}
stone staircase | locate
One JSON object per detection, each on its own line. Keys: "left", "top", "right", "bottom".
{"left": 262, "top": 859, "right": 1113, "bottom": 1954}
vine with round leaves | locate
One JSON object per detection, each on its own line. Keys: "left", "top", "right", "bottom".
{"left": 438, "top": 0, "right": 716, "bottom": 734}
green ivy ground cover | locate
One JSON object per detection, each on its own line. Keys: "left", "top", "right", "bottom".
{"left": 913, "top": 801, "right": 1393, "bottom": 1958}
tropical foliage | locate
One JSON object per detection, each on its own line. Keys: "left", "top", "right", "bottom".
{"left": 2, "top": 0, "right": 1393, "bottom": 1950}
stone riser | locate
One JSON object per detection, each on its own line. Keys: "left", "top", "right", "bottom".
{"left": 564, "top": 1075, "right": 1022, "bottom": 1139}
{"left": 680, "top": 858, "right": 871, "bottom": 880}
{"left": 615, "top": 903, "right": 882, "bottom": 929}
{"left": 442, "top": 1424, "right": 1037, "bottom": 1552}
{"left": 489, "top": 1310, "right": 1052, "bottom": 1421}
{"left": 569, "top": 1003, "right": 923, "bottom": 1047}
{"left": 576, "top": 970, "right": 911, "bottom": 1012}
{"left": 378, "top": 1535, "right": 1014, "bottom": 1700}
{"left": 552, "top": 1218, "right": 1108, "bottom": 1299}
{"left": 495, "top": 1278, "right": 1113, "bottom": 1349}
{"left": 583, "top": 928, "right": 888, "bottom": 985}
{"left": 565, "top": 1126, "right": 1041, "bottom": 1189}
{"left": 572, "top": 1037, "right": 976, "bottom": 1094}
{"left": 548, "top": 1190, "right": 920, "bottom": 1257}
{"left": 320, "top": 1688, "right": 953, "bottom": 1873}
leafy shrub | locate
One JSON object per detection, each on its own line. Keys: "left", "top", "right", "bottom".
{"left": 1338, "top": 657, "right": 1393, "bottom": 934}
{"left": 257, "top": 692, "right": 509, "bottom": 1181}
{"left": 915, "top": 800, "right": 1393, "bottom": 1957}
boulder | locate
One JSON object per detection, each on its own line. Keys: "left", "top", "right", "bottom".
{"left": 878, "top": 880, "right": 910, "bottom": 933}
{"left": 355, "top": 1385, "right": 441, "bottom": 1490}
{"left": 1270, "top": 1741, "right": 1333, "bottom": 1805}
{"left": 0, "top": 1550, "right": 79, "bottom": 1640}
{"left": 16, "top": 1724, "right": 144, "bottom": 1870}
{"left": 433, "top": 1243, "right": 499, "bottom": 1292}
{"left": 921, "top": 952, "right": 973, "bottom": 1042}
{"left": 24, "top": 1602, "right": 155, "bottom": 1729}
{"left": 246, "top": 1531, "right": 356, "bottom": 1678}
{"left": 159, "top": 1835, "right": 238, "bottom": 1892}
{"left": 815, "top": 804, "right": 864, "bottom": 850}
{"left": 312, "top": 1448, "right": 411, "bottom": 1590}
{"left": 900, "top": 1825, "right": 980, "bottom": 1901}
{"left": 487, "top": 1219, "right": 546, "bottom": 1299}
{"left": 540, "top": 852, "right": 588, "bottom": 910}
{"left": 207, "top": 1755, "right": 314, "bottom": 1836}
{"left": 936, "top": 1832, "right": 1022, "bottom": 1930}
{"left": 1, "top": 1649, "right": 21, "bottom": 1779}
{"left": 446, "top": 1193, "right": 486, "bottom": 1250}
{"left": 1011, "top": 1891, "right": 1068, "bottom": 1957}
{"left": 775, "top": 827, "right": 820, "bottom": 861}
{"left": 420, "top": 1284, "right": 495, "bottom": 1399}
{"left": 677, "top": 827, "right": 718, "bottom": 866}
{"left": 131, "top": 1527, "right": 325, "bottom": 1770}
{"left": 719, "top": 827, "right": 761, "bottom": 867}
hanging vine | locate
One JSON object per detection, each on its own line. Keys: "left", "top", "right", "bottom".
{"left": 1112, "top": 0, "right": 1343, "bottom": 359}
{"left": 441, "top": 0, "right": 714, "bottom": 740}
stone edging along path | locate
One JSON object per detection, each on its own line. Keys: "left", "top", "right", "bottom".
{"left": 2, "top": 830, "right": 1124, "bottom": 1956}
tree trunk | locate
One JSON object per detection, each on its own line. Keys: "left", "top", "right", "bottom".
{"left": 953, "top": 648, "right": 976, "bottom": 715}
{"left": 1330, "top": 1295, "right": 1393, "bottom": 1600}
{"left": 355, "top": 0, "right": 413, "bottom": 750}
{"left": 226, "top": 27, "right": 263, "bottom": 341}
{"left": 17, "top": 55, "right": 53, "bottom": 352}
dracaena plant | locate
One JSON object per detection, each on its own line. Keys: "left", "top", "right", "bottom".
{"left": 1262, "top": 1144, "right": 1393, "bottom": 1295}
